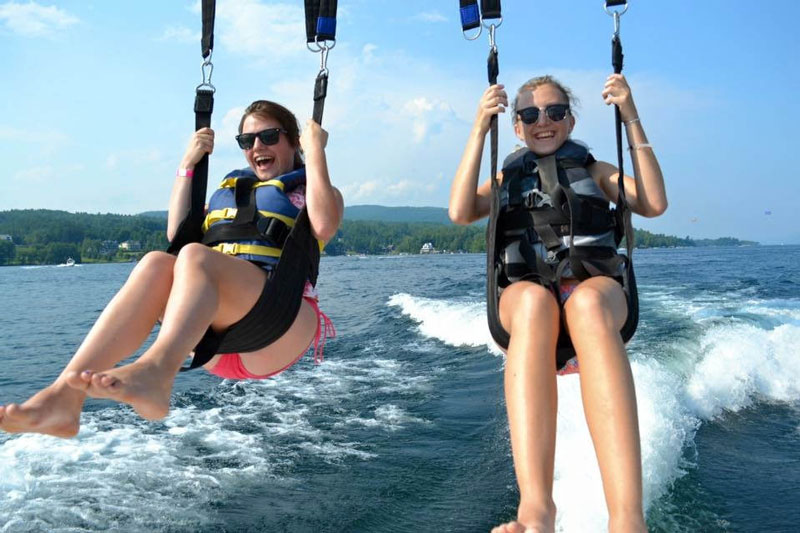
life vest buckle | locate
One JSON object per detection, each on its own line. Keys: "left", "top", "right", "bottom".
{"left": 523, "top": 189, "right": 552, "bottom": 210}
{"left": 219, "top": 242, "right": 238, "bottom": 255}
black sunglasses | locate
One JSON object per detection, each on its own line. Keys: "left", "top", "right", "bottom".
{"left": 235, "top": 127, "right": 288, "bottom": 150}
{"left": 516, "top": 104, "right": 570, "bottom": 125}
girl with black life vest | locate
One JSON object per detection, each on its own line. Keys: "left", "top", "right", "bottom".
{"left": 449, "top": 75, "right": 666, "bottom": 532}
{"left": 0, "top": 101, "right": 343, "bottom": 437}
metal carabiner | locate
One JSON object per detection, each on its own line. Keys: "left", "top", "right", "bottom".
{"left": 196, "top": 54, "right": 216, "bottom": 92}
{"left": 319, "top": 45, "right": 330, "bottom": 76}
{"left": 604, "top": 1, "right": 628, "bottom": 37}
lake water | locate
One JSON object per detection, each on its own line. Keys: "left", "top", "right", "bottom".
{"left": 1, "top": 246, "right": 799, "bottom": 532}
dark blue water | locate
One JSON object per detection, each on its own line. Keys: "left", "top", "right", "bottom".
{"left": 1, "top": 246, "right": 798, "bottom": 532}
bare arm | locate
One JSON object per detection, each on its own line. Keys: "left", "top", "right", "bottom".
{"left": 300, "top": 120, "right": 343, "bottom": 242}
{"left": 592, "top": 74, "right": 667, "bottom": 218}
{"left": 167, "top": 127, "right": 215, "bottom": 241}
{"left": 449, "top": 84, "right": 508, "bottom": 225}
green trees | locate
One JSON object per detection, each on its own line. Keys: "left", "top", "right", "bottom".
{"left": 0, "top": 209, "right": 756, "bottom": 266}
{"left": 0, "top": 240, "right": 15, "bottom": 265}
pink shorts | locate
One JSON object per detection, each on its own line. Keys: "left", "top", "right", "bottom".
{"left": 207, "top": 294, "right": 335, "bottom": 380}
{"left": 556, "top": 281, "right": 580, "bottom": 376}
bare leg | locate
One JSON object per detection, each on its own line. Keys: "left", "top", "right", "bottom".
{"left": 492, "top": 282, "right": 560, "bottom": 533}
{"left": 564, "top": 277, "right": 646, "bottom": 533}
{"left": 74, "top": 244, "right": 317, "bottom": 420}
{"left": 0, "top": 252, "right": 175, "bottom": 437}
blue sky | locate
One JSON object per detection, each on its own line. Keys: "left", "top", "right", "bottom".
{"left": 1, "top": 1, "right": 798, "bottom": 244}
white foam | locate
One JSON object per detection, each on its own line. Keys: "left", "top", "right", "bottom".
{"left": 390, "top": 288, "right": 800, "bottom": 529}
{"left": 685, "top": 323, "right": 800, "bottom": 420}
{"left": 0, "top": 351, "right": 431, "bottom": 530}
{"left": 388, "top": 292, "right": 502, "bottom": 354}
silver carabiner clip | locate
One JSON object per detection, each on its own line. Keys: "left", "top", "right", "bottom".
{"left": 196, "top": 53, "right": 216, "bottom": 92}
{"left": 483, "top": 17, "right": 502, "bottom": 52}
{"left": 604, "top": 2, "right": 628, "bottom": 37}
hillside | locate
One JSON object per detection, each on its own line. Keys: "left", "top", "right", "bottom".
{"left": 0, "top": 207, "right": 757, "bottom": 266}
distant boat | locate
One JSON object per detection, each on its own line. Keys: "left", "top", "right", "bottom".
{"left": 59, "top": 257, "right": 76, "bottom": 267}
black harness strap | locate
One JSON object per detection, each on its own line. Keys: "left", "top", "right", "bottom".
{"left": 305, "top": 0, "right": 337, "bottom": 125}
{"left": 182, "top": 2, "right": 338, "bottom": 370}
{"left": 606, "top": 0, "right": 639, "bottom": 343}
{"left": 167, "top": 0, "right": 216, "bottom": 255}
{"left": 186, "top": 208, "right": 321, "bottom": 369}
{"left": 201, "top": 0, "right": 215, "bottom": 59}
{"left": 480, "top": 0, "right": 502, "bottom": 20}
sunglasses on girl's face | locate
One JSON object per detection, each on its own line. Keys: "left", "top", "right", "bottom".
{"left": 516, "top": 104, "right": 570, "bottom": 125}
{"left": 235, "top": 127, "right": 288, "bottom": 150}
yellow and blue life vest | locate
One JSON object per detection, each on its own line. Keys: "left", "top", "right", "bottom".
{"left": 201, "top": 167, "right": 307, "bottom": 268}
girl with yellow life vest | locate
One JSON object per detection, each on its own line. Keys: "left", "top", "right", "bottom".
{"left": 0, "top": 101, "right": 343, "bottom": 436}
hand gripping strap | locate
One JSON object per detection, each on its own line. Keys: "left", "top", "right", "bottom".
{"left": 167, "top": 88, "right": 214, "bottom": 255}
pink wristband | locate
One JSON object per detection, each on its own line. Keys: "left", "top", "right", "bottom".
{"left": 177, "top": 168, "right": 194, "bottom": 178}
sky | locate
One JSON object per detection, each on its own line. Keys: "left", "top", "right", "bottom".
{"left": 1, "top": 0, "right": 799, "bottom": 244}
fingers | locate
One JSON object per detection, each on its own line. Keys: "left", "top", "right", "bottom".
{"left": 193, "top": 127, "right": 215, "bottom": 154}
{"left": 300, "top": 119, "right": 328, "bottom": 151}
{"left": 477, "top": 84, "right": 509, "bottom": 130}
{"left": 482, "top": 83, "right": 509, "bottom": 113}
{"left": 601, "top": 73, "right": 637, "bottom": 118}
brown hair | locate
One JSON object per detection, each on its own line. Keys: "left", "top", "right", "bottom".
{"left": 511, "top": 75, "right": 579, "bottom": 124}
{"left": 238, "top": 100, "right": 304, "bottom": 169}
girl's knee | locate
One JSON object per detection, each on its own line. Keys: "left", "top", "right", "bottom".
{"left": 501, "top": 283, "right": 559, "bottom": 332}
{"left": 566, "top": 279, "right": 626, "bottom": 330}
{"left": 134, "top": 251, "right": 175, "bottom": 278}
{"left": 174, "top": 242, "right": 213, "bottom": 270}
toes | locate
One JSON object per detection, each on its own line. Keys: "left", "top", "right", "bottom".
{"left": 64, "top": 370, "right": 91, "bottom": 390}
{"left": 91, "top": 372, "right": 118, "bottom": 390}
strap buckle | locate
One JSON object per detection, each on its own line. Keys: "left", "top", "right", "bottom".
{"left": 219, "top": 242, "right": 238, "bottom": 255}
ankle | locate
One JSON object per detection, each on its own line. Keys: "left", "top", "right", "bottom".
{"left": 517, "top": 495, "right": 557, "bottom": 526}
{"left": 608, "top": 510, "right": 646, "bottom": 533}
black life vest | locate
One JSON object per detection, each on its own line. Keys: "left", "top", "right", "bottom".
{"left": 486, "top": 140, "right": 639, "bottom": 369}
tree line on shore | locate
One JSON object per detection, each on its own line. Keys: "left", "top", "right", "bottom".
{"left": 0, "top": 209, "right": 756, "bottom": 266}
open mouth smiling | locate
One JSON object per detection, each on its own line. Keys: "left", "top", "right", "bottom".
{"left": 254, "top": 155, "right": 274, "bottom": 169}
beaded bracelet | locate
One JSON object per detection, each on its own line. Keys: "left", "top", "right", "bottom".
{"left": 628, "top": 143, "right": 653, "bottom": 151}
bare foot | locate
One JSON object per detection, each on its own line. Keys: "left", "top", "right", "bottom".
{"left": 492, "top": 501, "right": 556, "bottom": 533}
{"left": 0, "top": 382, "right": 84, "bottom": 438}
{"left": 71, "top": 361, "right": 174, "bottom": 420}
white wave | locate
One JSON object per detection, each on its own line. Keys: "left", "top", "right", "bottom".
{"left": 0, "top": 353, "right": 430, "bottom": 531}
{"left": 685, "top": 323, "right": 800, "bottom": 419}
{"left": 390, "top": 289, "right": 800, "bottom": 529}
{"left": 388, "top": 292, "right": 502, "bottom": 353}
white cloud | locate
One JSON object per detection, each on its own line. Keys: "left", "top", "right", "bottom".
{"left": 215, "top": 0, "right": 306, "bottom": 62}
{"left": 105, "top": 148, "right": 166, "bottom": 170}
{"left": 0, "top": 125, "right": 68, "bottom": 144}
{"left": 158, "top": 25, "right": 198, "bottom": 44}
{"left": 14, "top": 164, "right": 55, "bottom": 184}
{"left": 362, "top": 43, "right": 378, "bottom": 65}
{"left": 0, "top": 1, "right": 79, "bottom": 37}
{"left": 412, "top": 11, "right": 448, "bottom": 24}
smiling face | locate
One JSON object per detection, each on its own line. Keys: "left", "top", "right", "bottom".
{"left": 513, "top": 83, "right": 575, "bottom": 156}
{"left": 240, "top": 113, "right": 297, "bottom": 180}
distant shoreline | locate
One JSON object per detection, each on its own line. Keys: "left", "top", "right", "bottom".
{"left": 0, "top": 208, "right": 760, "bottom": 267}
